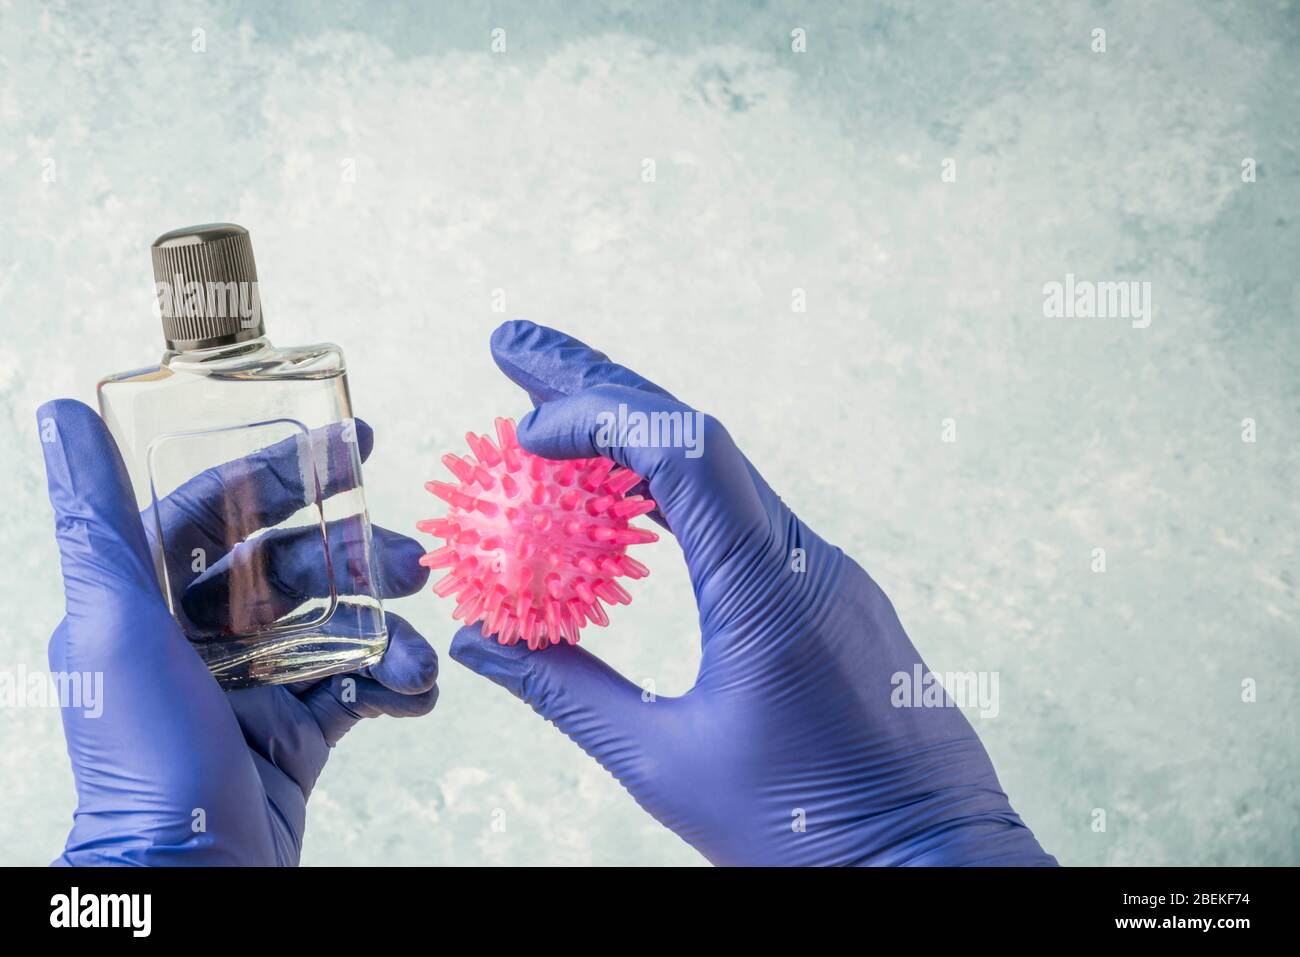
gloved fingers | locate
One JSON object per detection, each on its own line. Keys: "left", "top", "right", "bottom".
{"left": 489, "top": 319, "right": 672, "bottom": 522}
{"left": 36, "top": 400, "right": 162, "bottom": 616}
{"left": 229, "top": 614, "right": 438, "bottom": 794}
{"left": 227, "top": 685, "right": 332, "bottom": 799}
{"left": 287, "top": 613, "right": 439, "bottom": 746}
{"left": 359, "top": 612, "right": 440, "bottom": 695}
{"left": 179, "top": 520, "right": 428, "bottom": 634}
{"left": 450, "top": 625, "right": 663, "bottom": 780}
{"left": 147, "top": 418, "right": 374, "bottom": 574}
{"left": 246, "top": 749, "right": 308, "bottom": 862}
{"left": 515, "top": 384, "right": 772, "bottom": 586}
{"left": 298, "top": 673, "right": 440, "bottom": 748}
{"left": 490, "top": 320, "right": 789, "bottom": 530}
{"left": 489, "top": 319, "right": 675, "bottom": 405}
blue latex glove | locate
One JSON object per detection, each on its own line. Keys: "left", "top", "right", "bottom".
{"left": 451, "top": 321, "right": 1056, "bottom": 866}
{"left": 38, "top": 399, "right": 437, "bottom": 866}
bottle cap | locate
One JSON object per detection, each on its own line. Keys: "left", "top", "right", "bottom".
{"left": 151, "top": 223, "right": 265, "bottom": 350}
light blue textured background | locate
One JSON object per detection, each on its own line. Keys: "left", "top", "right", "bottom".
{"left": 1, "top": 0, "right": 1297, "bottom": 866}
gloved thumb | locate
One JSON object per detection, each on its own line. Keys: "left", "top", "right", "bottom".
{"left": 450, "top": 626, "right": 663, "bottom": 778}
{"left": 37, "top": 399, "right": 160, "bottom": 622}
{"left": 514, "top": 385, "right": 771, "bottom": 593}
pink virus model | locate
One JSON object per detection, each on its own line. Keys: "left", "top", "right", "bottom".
{"left": 418, "top": 417, "right": 658, "bottom": 650}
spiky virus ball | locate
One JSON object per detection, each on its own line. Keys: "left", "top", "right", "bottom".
{"left": 418, "top": 417, "right": 657, "bottom": 651}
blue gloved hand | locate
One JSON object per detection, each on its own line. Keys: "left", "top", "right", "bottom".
{"left": 451, "top": 321, "right": 1056, "bottom": 866}
{"left": 38, "top": 399, "right": 437, "bottom": 866}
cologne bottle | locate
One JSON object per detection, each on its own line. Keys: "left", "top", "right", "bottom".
{"left": 98, "top": 223, "right": 387, "bottom": 688}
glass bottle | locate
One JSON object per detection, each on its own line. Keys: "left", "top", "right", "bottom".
{"left": 98, "top": 223, "right": 387, "bottom": 688}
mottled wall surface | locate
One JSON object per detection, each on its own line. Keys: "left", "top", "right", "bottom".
{"left": 0, "top": 0, "right": 1296, "bottom": 865}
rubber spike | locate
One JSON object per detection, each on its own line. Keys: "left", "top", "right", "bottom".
{"left": 464, "top": 433, "right": 489, "bottom": 463}
{"left": 543, "top": 599, "right": 561, "bottom": 645}
{"left": 477, "top": 435, "right": 503, "bottom": 468}
{"left": 514, "top": 534, "right": 534, "bottom": 561}
{"left": 453, "top": 590, "right": 485, "bottom": 622}
{"left": 498, "top": 614, "right": 519, "bottom": 645}
{"left": 559, "top": 602, "right": 582, "bottom": 645}
{"left": 594, "top": 579, "right": 632, "bottom": 606}
{"left": 580, "top": 458, "right": 615, "bottom": 492}
{"left": 495, "top": 417, "right": 518, "bottom": 449}
{"left": 618, "top": 555, "right": 651, "bottom": 579}
{"left": 583, "top": 598, "right": 610, "bottom": 627}
{"left": 565, "top": 598, "right": 587, "bottom": 632}
{"left": 426, "top": 481, "right": 474, "bottom": 510}
{"left": 432, "top": 572, "right": 464, "bottom": 598}
{"left": 522, "top": 611, "right": 541, "bottom": 650}
{"left": 603, "top": 469, "right": 642, "bottom": 496}
{"left": 416, "top": 517, "right": 457, "bottom": 536}
{"left": 485, "top": 600, "right": 509, "bottom": 637}
{"left": 610, "top": 496, "right": 656, "bottom": 519}
{"left": 442, "top": 454, "right": 476, "bottom": 485}
{"left": 419, "top": 546, "right": 458, "bottom": 569}
{"left": 484, "top": 585, "right": 508, "bottom": 620}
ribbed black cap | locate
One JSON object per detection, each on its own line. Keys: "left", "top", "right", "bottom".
{"left": 151, "top": 223, "right": 266, "bottom": 350}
